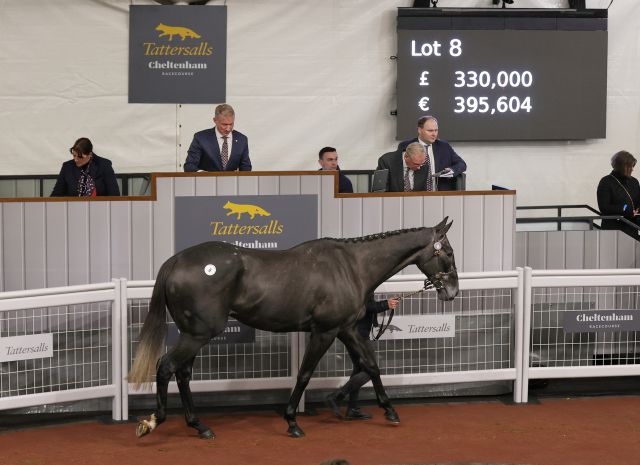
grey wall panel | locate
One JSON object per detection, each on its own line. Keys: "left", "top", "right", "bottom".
{"left": 24, "top": 203, "right": 46, "bottom": 290}
{"left": 110, "top": 202, "right": 131, "bottom": 280}
{"left": 443, "top": 196, "right": 464, "bottom": 270}
{"left": 382, "top": 197, "right": 403, "bottom": 232}
{"left": 89, "top": 202, "right": 111, "bottom": 284}
{"left": 515, "top": 230, "right": 527, "bottom": 271}
{"left": 598, "top": 232, "right": 618, "bottom": 269}
{"left": 482, "top": 195, "right": 505, "bottom": 272}
{"left": 584, "top": 231, "right": 599, "bottom": 269}
{"left": 515, "top": 230, "right": 640, "bottom": 270}
{"left": 67, "top": 202, "right": 89, "bottom": 285}
{"left": 279, "top": 176, "right": 301, "bottom": 195}
{"left": 525, "top": 232, "right": 547, "bottom": 269}
{"left": 300, "top": 175, "right": 321, "bottom": 237}
{"left": 617, "top": 233, "right": 637, "bottom": 268}
{"left": 0, "top": 204, "right": 3, "bottom": 291}
{"left": 320, "top": 176, "right": 340, "bottom": 238}
{"left": 422, "top": 196, "right": 444, "bottom": 229}
{"left": 257, "top": 176, "right": 278, "bottom": 195}
{"left": 300, "top": 175, "right": 321, "bottom": 196}
{"left": 238, "top": 176, "right": 258, "bottom": 195}
{"left": 361, "top": 198, "right": 383, "bottom": 235}
{"left": 46, "top": 203, "right": 68, "bottom": 287}
{"left": 217, "top": 176, "right": 238, "bottom": 195}
{"left": 545, "top": 231, "right": 566, "bottom": 270}
{"left": 565, "top": 231, "right": 585, "bottom": 269}
{"left": 462, "top": 195, "right": 484, "bottom": 272}
{"left": 2, "top": 203, "right": 24, "bottom": 291}
{"left": 502, "top": 196, "right": 515, "bottom": 270}
{"left": 341, "top": 198, "right": 362, "bottom": 238}
{"left": 402, "top": 196, "right": 424, "bottom": 229}
{"left": 131, "top": 201, "right": 153, "bottom": 280}
{"left": 174, "top": 177, "right": 196, "bottom": 197}
{"left": 195, "top": 177, "right": 216, "bottom": 196}
{"left": 153, "top": 178, "right": 174, "bottom": 276}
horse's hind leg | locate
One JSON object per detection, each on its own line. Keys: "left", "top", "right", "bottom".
{"left": 284, "top": 330, "right": 337, "bottom": 438}
{"left": 176, "top": 356, "right": 214, "bottom": 439}
{"left": 338, "top": 329, "right": 400, "bottom": 424}
{"left": 136, "top": 333, "right": 212, "bottom": 438}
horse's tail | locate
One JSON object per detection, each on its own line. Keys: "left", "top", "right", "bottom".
{"left": 127, "top": 258, "right": 173, "bottom": 390}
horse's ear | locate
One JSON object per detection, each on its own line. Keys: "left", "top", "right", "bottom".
{"left": 434, "top": 217, "right": 448, "bottom": 231}
{"left": 436, "top": 218, "right": 453, "bottom": 237}
{"left": 433, "top": 216, "right": 449, "bottom": 235}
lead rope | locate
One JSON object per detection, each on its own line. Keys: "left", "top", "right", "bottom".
{"left": 373, "top": 278, "right": 435, "bottom": 340}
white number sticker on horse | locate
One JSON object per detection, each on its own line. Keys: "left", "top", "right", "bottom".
{"left": 204, "top": 264, "right": 217, "bottom": 276}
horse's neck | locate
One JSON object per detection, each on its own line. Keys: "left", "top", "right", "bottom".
{"left": 351, "top": 229, "right": 432, "bottom": 292}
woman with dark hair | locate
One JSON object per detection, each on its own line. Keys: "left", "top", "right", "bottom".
{"left": 597, "top": 150, "right": 640, "bottom": 238}
{"left": 51, "top": 138, "right": 120, "bottom": 197}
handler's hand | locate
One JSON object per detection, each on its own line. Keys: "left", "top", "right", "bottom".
{"left": 387, "top": 298, "right": 400, "bottom": 310}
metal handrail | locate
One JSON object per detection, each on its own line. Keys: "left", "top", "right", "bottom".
{"left": 516, "top": 204, "right": 601, "bottom": 216}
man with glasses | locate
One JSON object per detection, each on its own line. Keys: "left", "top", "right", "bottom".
{"left": 397, "top": 116, "right": 466, "bottom": 191}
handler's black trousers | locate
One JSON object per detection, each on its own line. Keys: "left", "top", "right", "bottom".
{"left": 335, "top": 338, "right": 375, "bottom": 409}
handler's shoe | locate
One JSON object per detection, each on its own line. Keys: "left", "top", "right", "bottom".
{"left": 345, "top": 407, "right": 372, "bottom": 420}
{"left": 384, "top": 407, "right": 400, "bottom": 424}
{"left": 325, "top": 393, "right": 343, "bottom": 419}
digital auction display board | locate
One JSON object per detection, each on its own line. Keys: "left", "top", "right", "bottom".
{"left": 396, "top": 9, "right": 608, "bottom": 141}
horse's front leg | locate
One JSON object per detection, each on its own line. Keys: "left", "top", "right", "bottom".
{"left": 338, "top": 328, "right": 400, "bottom": 424}
{"left": 285, "top": 330, "right": 338, "bottom": 438}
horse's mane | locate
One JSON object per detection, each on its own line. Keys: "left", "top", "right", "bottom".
{"left": 326, "top": 227, "right": 427, "bottom": 244}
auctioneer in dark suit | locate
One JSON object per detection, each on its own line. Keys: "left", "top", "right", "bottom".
{"left": 397, "top": 138, "right": 466, "bottom": 191}
{"left": 51, "top": 154, "right": 120, "bottom": 197}
{"left": 184, "top": 128, "right": 252, "bottom": 172}
{"left": 377, "top": 149, "right": 432, "bottom": 192}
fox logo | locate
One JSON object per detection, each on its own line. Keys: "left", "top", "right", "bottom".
{"left": 386, "top": 325, "right": 402, "bottom": 333}
{"left": 155, "top": 23, "right": 201, "bottom": 41}
{"left": 223, "top": 201, "right": 271, "bottom": 220}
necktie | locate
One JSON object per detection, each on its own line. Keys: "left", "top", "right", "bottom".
{"left": 221, "top": 136, "right": 229, "bottom": 169}
{"left": 403, "top": 168, "right": 411, "bottom": 192}
{"left": 424, "top": 144, "right": 433, "bottom": 191}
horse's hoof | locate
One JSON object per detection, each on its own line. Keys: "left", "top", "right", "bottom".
{"left": 287, "top": 425, "right": 305, "bottom": 438}
{"left": 384, "top": 409, "right": 400, "bottom": 425}
{"left": 136, "top": 422, "right": 151, "bottom": 438}
{"left": 199, "top": 429, "right": 215, "bottom": 440}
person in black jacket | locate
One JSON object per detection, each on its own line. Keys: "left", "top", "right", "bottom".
{"left": 325, "top": 294, "right": 399, "bottom": 420}
{"left": 597, "top": 150, "right": 640, "bottom": 238}
{"left": 318, "top": 147, "right": 353, "bottom": 193}
{"left": 51, "top": 138, "right": 120, "bottom": 197}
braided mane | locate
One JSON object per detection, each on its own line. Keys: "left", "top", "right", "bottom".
{"left": 327, "top": 227, "right": 427, "bottom": 243}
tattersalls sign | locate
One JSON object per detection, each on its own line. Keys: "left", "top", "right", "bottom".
{"left": 175, "top": 195, "right": 318, "bottom": 253}
{"left": 129, "top": 5, "right": 226, "bottom": 103}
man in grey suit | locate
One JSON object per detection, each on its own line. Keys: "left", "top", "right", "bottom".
{"left": 184, "top": 104, "right": 252, "bottom": 172}
{"left": 377, "top": 142, "right": 429, "bottom": 192}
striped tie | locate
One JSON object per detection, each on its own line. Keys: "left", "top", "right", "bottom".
{"left": 424, "top": 144, "right": 433, "bottom": 191}
{"left": 221, "top": 136, "right": 229, "bottom": 169}
{"left": 403, "top": 168, "right": 411, "bottom": 192}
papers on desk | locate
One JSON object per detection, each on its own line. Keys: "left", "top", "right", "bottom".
{"left": 436, "top": 168, "right": 454, "bottom": 178}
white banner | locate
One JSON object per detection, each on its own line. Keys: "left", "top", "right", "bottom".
{"left": 0, "top": 334, "right": 53, "bottom": 362}
{"left": 377, "top": 314, "right": 455, "bottom": 340}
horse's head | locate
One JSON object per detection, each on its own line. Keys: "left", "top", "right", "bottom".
{"left": 416, "top": 218, "right": 459, "bottom": 301}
